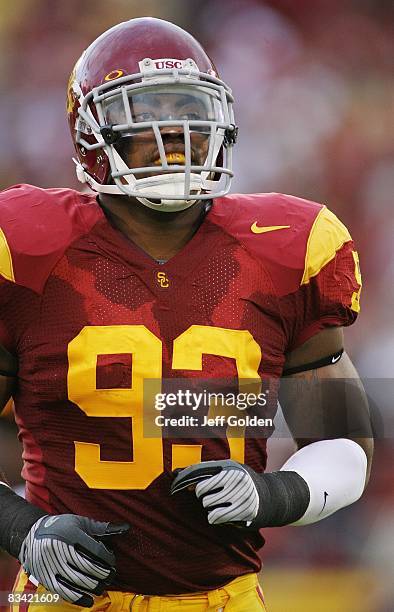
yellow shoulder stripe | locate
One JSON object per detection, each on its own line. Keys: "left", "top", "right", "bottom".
{"left": 351, "top": 250, "right": 362, "bottom": 313}
{"left": 0, "top": 227, "right": 15, "bottom": 282}
{"left": 301, "top": 206, "right": 351, "bottom": 285}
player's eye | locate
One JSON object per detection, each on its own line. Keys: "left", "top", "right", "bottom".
{"left": 179, "top": 112, "right": 201, "bottom": 121}
{"left": 134, "top": 111, "right": 156, "bottom": 123}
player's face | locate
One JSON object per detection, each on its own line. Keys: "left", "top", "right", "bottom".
{"left": 104, "top": 87, "right": 215, "bottom": 177}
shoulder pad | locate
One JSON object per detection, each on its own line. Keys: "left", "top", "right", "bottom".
{"left": 0, "top": 184, "right": 102, "bottom": 293}
{"left": 212, "top": 193, "right": 328, "bottom": 295}
{"left": 301, "top": 206, "right": 351, "bottom": 284}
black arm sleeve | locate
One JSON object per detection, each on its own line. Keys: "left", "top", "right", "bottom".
{"left": 245, "top": 468, "right": 310, "bottom": 528}
{"left": 0, "top": 484, "right": 47, "bottom": 558}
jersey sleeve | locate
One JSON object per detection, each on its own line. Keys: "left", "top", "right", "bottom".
{"left": 287, "top": 207, "right": 362, "bottom": 351}
{"left": 0, "top": 184, "right": 101, "bottom": 294}
{"left": 0, "top": 184, "right": 101, "bottom": 353}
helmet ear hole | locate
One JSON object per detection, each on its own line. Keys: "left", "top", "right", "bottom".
{"left": 77, "top": 146, "right": 111, "bottom": 185}
{"left": 77, "top": 144, "right": 87, "bottom": 157}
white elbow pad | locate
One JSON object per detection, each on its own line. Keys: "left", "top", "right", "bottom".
{"left": 280, "top": 438, "right": 367, "bottom": 525}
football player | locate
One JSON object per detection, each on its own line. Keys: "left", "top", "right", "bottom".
{"left": 0, "top": 17, "right": 372, "bottom": 611}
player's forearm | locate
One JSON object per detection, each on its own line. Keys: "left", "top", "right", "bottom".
{"left": 279, "top": 353, "right": 373, "bottom": 482}
{"left": 1, "top": 365, "right": 46, "bottom": 557}
{"left": 253, "top": 439, "right": 367, "bottom": 526}
{"left": 278, "top": 438, "right": 367, "bottom": 525}
{"left": 277, "top": 356, "right": 373, "bottom": 524}
{"left": 0, "top": 481, "right": 47, "bottom": 557}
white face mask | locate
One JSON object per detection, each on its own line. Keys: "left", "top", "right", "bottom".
{"left": 73, "top": 58, "right": 237, "bottom": 211}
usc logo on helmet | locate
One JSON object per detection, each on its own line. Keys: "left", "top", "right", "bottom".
{"left": 156, "top": 271, "right": 169, "bottom": 288}
{"left": 153, "top": 59, "right": 183, "bottom": 70}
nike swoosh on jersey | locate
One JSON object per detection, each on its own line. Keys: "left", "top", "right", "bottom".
{"left": 251, "top": 222, "right": 290, "bottom": 234}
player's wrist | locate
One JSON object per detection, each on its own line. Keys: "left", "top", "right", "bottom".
{"left": 244, "top": 467, "right": 310, "bottom": 528}
{"left": 0, "top": 483, "right": 48, "bottom": 558}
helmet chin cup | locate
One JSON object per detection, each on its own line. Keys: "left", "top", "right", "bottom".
{"left": 134, "top": 172, "right": 203, "bottom": 212}
{"left": 134, "top": 173, "right": 201, "bottom": 212}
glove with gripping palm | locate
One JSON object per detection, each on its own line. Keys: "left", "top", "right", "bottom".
{"left": 19, "top": 514, "right": 129, "bottom": 607}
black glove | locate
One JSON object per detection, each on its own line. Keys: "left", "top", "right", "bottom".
{"left": 19, "top": 514, "right": 129, "bottom": 607}
{"left": 171, "top": 459, "right": 310, "bottom": 529}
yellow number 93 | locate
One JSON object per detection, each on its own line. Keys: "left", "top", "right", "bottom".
{"left": 68, "top": 324, "right": 262, "bottom": 490}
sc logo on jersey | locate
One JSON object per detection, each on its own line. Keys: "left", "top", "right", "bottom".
{"left": 156, "top": 271, "right": 169, "bottom": 288}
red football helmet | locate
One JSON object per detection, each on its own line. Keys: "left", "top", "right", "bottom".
{"left": 67, "top": 17, "right": 237, "bottom": 211}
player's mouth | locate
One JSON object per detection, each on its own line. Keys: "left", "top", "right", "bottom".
{"left": 153, "top": 153, "right": 187, "bottom": 166}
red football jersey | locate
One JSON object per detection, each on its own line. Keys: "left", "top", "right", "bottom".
{"left": 0, "top": 185, "right": 361, "bottom": 593}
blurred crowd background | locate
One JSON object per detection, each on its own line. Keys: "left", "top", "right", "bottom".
{"left": 0, "top": 0, "right": 393, "bottom": 610}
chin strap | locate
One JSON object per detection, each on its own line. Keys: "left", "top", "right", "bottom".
{"left": 73, "top": 158, "right": 132, "bottom": 196}
{"left": 135, "top": 195, "right": 197, "bottom": 212}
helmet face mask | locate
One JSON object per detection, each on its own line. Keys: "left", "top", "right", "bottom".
{"left": 106, "top": 85, "right": 215, "bottom": 184}
{"left": 67, "top": 19, "right": 237, "bottom": 211}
